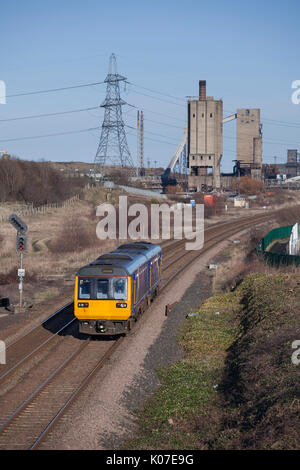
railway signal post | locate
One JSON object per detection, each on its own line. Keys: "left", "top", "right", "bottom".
{"left": 9, "top": 214, "right": 28, "bottom": 311}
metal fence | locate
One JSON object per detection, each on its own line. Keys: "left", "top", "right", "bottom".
{"left": 0, "top": 194, "right": 80, "bottom": 224}
{"left": 256, "top": 224, "right": 300, "bottom": 266}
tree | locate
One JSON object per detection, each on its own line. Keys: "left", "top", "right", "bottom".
{"left": 234, "top": 176, "right": 264, "bottom": 195}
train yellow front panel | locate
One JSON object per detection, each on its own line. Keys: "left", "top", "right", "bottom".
{"left": 74, "top": 276, "right": 131, "bottom": 321}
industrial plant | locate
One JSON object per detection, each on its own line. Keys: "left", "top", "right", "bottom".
{"left": 90, "top": 56, "right": 267, "bottom": 193}
{"left": 186, "top": 80, "right": 263, "bottom": 191}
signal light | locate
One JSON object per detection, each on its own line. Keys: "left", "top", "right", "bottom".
{"left": 116, "top": 303, "right": 127, "bottom": 308}
{"left": 16, "top": 234, "right": 27, "bottom": 252}
{"left": 78, "top": 302, "right": 89, "bottom": 308}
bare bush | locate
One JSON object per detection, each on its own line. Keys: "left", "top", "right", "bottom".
{"left": 48, "top": 217, "right": 99, "bottom": 254}
{"left": 275, "top": 205, "right": 300, "bottom": 226}
{"left": 233, "top": 176, "right": 264, "bottom": 195}
{"left": 165, "top": 185, "right": 184, "bottom": 194}
{"left": 108, "top": 168, "right": 130, "bottom": 185}
{"left": 0, "top": 267, "right": 37, "bottom": 285}
{"left": 0, "top": 158, "right": 86, "bottom": 205}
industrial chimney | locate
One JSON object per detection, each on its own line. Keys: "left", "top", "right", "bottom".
{"left": 199, "top": 80, "right": 206, "bottom": 100}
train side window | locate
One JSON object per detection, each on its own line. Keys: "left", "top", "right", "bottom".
{"left": 151, "top": 258, "right": 158, "bottom": 285}
{"left": 96, "top": 279, "right": 109, "bottom": 299}
{"left": 79, "top": 278, "right": 92, "bottom": 299}
{"left": 139, "top": 265, "right": 147, "bottom": 298}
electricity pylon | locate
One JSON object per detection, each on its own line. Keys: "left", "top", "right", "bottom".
{"left": 93, "top": 53, "right": 135, "bottom": 179}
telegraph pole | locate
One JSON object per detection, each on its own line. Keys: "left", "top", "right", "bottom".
{"left": 137, "top": 110, "right": 145, "bottom": 176}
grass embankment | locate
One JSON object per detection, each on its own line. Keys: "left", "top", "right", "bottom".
{"left": 127, "top": 273, "right": 300, "bottom": 450}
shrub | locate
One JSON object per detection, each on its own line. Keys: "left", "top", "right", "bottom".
{"left": 0, "top": 158, "right": 86, "bottom": 205}
{"left": 48, "top": 217, "right": 98, "bottom": 254}
{"left": 0, "top": 267, "right": 37, "bottom": 285}
{"left": 233, "top": 176, "right": 264, "bottom": 195}
{"left": 165, "top": 185, "right": 184, "bottom": 194}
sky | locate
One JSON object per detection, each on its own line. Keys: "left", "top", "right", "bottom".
{"left": 1, "top": 0, "right": 300, "bottom": 172}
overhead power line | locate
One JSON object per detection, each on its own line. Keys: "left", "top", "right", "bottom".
{"left": 126, "top": 102, "right": 186, "bottom": 123}
{"left": 125, "top": 124, "right": 180, "bottom": 143}
{"left": 3, "top": 74, "right": 300, "bottom": 158}
{"left": 128, "top": 89, "right": 186, "bottom": 108}
{"left": 0, "top": 106, "right": 101, "bottom": 122}
{"left": 143, "top": 117, "right": 183, "bottom": 129}
{"left": 126, "top": 129, "right": 178, "bottom": 147}
{"left": 262, "top": 118, "right": 300, "bottom": 128}
{"left": 0, "top": 127, "right": 99, "bottom": 143}
{"left": 4, "top": 80, "right": 105, "bottom": 99}
{"left": 126, "top": 81, "right": 185, "bottom": 102}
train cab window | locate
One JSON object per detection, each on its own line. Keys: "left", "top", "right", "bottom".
{"left": 113, "top": 278, "right": 127, "bottom": 300}
{"left": 79, "top": 279, "right": 91, "bottom": 299}
{"left": 96, "top": 279, "right": 109, "bottom": 299}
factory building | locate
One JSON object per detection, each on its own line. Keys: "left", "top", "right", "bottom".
{"left": 285, "top": 149, "right": 299, "bottom": 177}
{"left": 187, "top": 80, "right": 223, "bottom": 190}
{"left": 236, "top": 108, "right": 262, "bottom": 179}
{"left": 264, "top": 149, "right": 300, "bottom": 180}
{"left": 186, "top": 80, "right": 263, "bottom": 191}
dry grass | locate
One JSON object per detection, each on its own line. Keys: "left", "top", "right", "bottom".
{"left": 0, "top": 187, "right": 125, "bottom": 306}
{"left": 218, "top": 273, "right": 300, "bottom": 450}
{"left": 48, "top": 216, "right": 99, "bottom": 254}
{"left": 127, "top": 268, "right": 300, "bottom": 450}
{"left": 0, "top": 186, "right": 167, "bottom": 307}
{"left": 211, "top": 225, "right": 269, "bottom": 293}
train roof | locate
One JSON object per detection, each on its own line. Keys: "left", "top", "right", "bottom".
{"left": 76, "top": 242, "right": 161, "bottom": 276}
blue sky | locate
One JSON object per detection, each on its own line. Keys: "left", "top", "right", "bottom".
{"left": 1, "top": 0, "right": 300, "bottom": 172}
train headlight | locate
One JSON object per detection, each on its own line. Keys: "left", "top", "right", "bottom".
{"left": 78, "top": 302, "right": 89, "bottom": 308}
{"left": 116, "top": 303, "right": 127, "bottom": 308}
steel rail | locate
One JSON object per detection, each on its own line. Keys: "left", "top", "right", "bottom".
{"left": 162, "top": 213, "right": 271, "bottom": 276}
{"left": 160, "top": 215, "right": 267, "bottom": 291}
{"left": 5, "top": 301, "right": 74, "bottom": 349}
{"left": 29, "top": 336, "right": 123, "bottom": 450}
{"left": 0, "top": 339, "right": 90, "bottom": 432}
{"left": 0, "top": 211, "right": 275, "bottom": 449}
{"left": 0, "top": 317, "right": 76, "bottom": 381}
{"left": 1, "top": 210, "right": 272, "bottom": 361}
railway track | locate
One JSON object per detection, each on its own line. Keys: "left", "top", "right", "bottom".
{"left": 0, "top": 337, "right": 122, "bottom": 449}
{"left": 1, "top": 211, "right": 271, "bottom": 376}
{"left": 0, "top": 302, "right": 74, "bottom": 386}
{"left": 161, "top": 212, "right": 272, "bottom": 276}
{"left": 0, "top": 211, "right": 273, "bottom": 449}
